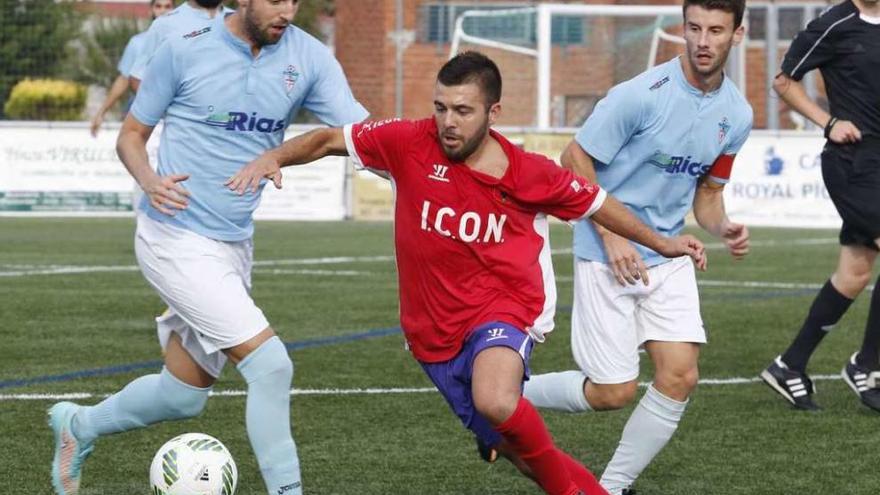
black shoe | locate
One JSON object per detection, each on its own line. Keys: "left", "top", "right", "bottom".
{"left": 760, "top": 356, "right": 820, "bottom": 411}
{"left": 475, "top": 436, "right": 498, "bottom": 463}
{"left": 841, "top": 352, "right": 880, "bottom": 412}
{"left": 622, "top": 488, "right": 636, "bottom": 495}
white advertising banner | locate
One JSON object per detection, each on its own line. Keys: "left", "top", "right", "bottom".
{"left": 0, "top": 123, "right": 346, "bottom": 220}
{"left": 724, "top": 131, "right": 840, "bottom": 228}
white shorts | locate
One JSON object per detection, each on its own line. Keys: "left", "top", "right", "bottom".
{"left": 571, "top": 255, "right": 705, "bottom": 384}
{"left": 135, "top": 215, "right": 269, "bottom": 378}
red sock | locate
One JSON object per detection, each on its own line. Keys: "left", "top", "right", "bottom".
{"left": 557, "top": 449, "right": 608, "bottom": 495}
{"left": 494, "top": 398, "right": 581, "bottom": 495}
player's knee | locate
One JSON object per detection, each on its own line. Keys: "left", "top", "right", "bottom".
{"left": 835, "top": 269, "right": 873, "bottom": 295}
{"left": 588, "top": 381, "right": 638, "bottom": 410}
{"left": 474, "top": 390, "right": 520, "bottom": 425}
{"left": 654, "top": 367, "right": 699, "bottom": 400}
{"left": 237, "top": 336, "right": 293, "bottom": 388}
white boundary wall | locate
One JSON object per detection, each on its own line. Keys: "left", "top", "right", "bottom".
{"left": 0, "top": 121, "right": 347, "bottom": 220}
{"left": 0, "top": 123, "right": 837, "bottom": 227}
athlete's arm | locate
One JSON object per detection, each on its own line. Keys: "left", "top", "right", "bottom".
{"left": 693, "top": 178, "right": 748, "bottom": 259}
{"left": 561, "top": 140, "right": 650, "bottom": 284}
{"left": 226, "top": 127, "right": 348, "bottom": 195}
{"left": 773, "top": 74, "right": 860, "bottom": 144}
{"left": 591, "top": 196, "right": 707, "bottom": 281}
{"left": 90, "top": 75, "right": 131, "bottom": 137}
{"left": 117, "top": 114, "right": 190, "bottom": 215}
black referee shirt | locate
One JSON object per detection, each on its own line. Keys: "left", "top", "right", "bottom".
{"left": 780, "top": 0, "right": 880, "bottom": 138}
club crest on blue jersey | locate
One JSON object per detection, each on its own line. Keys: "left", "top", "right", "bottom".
{"left": 283, "top": 65, "right": 300, "bottom": 94}
{"left": 647, "top": 150, "right": 710, "bottom": 178}
{"left": 718, "top": 116, "right": 731, "bottom": 144}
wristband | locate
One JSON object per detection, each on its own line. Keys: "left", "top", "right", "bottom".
{"left": 824, "top": 117, "right": 839, "bottom": 139}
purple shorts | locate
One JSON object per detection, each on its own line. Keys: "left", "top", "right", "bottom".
{"left": 420, "top": 321, "right": 534, "bottom": 448}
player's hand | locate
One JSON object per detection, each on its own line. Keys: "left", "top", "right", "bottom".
{"left": 659, "top": 234, "right": 707, "bottom": 272}
{"left": 225, "top": 152, "right": 282, "bottom": 195}
{"left": 721, "top": 221, "right": 749, "bottom": 260}
{"left": 601, "top": 231, "right": 650, "bottom": 286}
{"left": 142, "top": 174, "right": 190, "bottom": 216}
{"left": 829, "top": 120, "right": 861, "bottom": 145}
{"left": 90, "top": 114, "right": 104, "bottom": 137}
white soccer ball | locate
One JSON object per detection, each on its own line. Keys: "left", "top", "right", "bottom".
{"left": 149, "top": 433, "right": 238, "bottom": 495}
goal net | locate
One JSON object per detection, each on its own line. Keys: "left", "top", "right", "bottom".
{"left": 449, "top": 4, "right": 746, "bottom": 129}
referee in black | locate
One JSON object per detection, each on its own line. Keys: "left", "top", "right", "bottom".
{"left": 761, "top": 0, "right": 880, "bottom": 412}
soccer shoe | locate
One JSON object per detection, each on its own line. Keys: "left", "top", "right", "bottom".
{"left": 474, "top": 437, "right": 498, "bottom": 463}
{"left": 760, "top": 356, "right": 820, "bottom": 411}
{"left": 621, "top": 488, "right": 637, "bottom": 495}
{"left": 841, "top": 352, "right": 880, "bottom": 412}
{"left": 48, "top": 402, "right": 94, "bottom": 495}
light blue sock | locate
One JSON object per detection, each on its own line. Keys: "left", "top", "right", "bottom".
{"left": 72, "top": 367, "right": 210, "bottom": 445}
{"left": 237, "top": 337, "right": 302, "bottom": 495}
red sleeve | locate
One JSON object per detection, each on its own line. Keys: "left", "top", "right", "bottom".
{"left": 707, "top": 154, "right": 735, "bottom": 184}
{"left": 515, "top": 154, "right": 606, "bottom": 221}
{"left": 344, "top": 118, "right": 418, "bottom": 175}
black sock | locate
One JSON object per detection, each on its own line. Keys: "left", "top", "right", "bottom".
{"left": 781, "top": 280, "right": 853, "bottom": 372}
{"left": 857, "top": 275, "right": 880, "bottom": 370}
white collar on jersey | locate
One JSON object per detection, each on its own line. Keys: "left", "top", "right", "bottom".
{"left": 860, "top": 12, "right": 880, "bottom": 24}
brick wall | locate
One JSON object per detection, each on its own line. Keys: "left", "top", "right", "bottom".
{"left": 335, "top": 0, "right": 817, "bottom": 128}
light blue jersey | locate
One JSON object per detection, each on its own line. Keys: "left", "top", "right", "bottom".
{"left": 130, "top": 2, "right": 233, "bottom": 80}
{"left": 117, "top": 31, "right": 148, "bottom": 78}
{"left": 573, "top": 57, "right": 753, "bottom": 267}
{"left": 130, "top": 15, "right": 368, "bottom": 241}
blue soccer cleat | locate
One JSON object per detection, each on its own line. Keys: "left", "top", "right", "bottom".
{"left": 48, "top": 402, "right": 94, "bottom": 495}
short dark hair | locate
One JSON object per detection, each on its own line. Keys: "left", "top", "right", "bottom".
{"left": 683, "top": 0, "right": 746, "bottom": 28}
{"left": 437, "top": 51, "right": 502, "bottom": 107}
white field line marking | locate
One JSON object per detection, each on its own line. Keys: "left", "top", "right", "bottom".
{"left": 0, "top": 376, "right": 844, "bottom": 401}
{"left": 252, "top": 269, "right": 373, "bottom": 276}
{"left": 0, "top": 238, "right": 837, "bottom": 278}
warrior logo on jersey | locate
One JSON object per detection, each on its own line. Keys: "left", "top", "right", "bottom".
{"left": 428, "top": 164, "right": 450, "bottom": 182}
{"left": 718, "top": 117, "right": 731, "bottom": 144}
{"left": 283, "top": 65, "right": 300, "bottom": 93}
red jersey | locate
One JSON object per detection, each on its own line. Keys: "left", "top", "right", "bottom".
{"left": 344, "top": 118, "right": 606, "bottom": 362}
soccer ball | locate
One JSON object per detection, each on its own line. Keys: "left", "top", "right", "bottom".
{"left": 149, "top": 433, "right": 238, "bottom": 495}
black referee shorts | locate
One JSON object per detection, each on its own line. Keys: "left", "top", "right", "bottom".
{"left": 821, "top": 139, "right": 880, "bottom": 250}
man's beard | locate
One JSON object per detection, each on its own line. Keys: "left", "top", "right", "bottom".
{"left": 194, "top": 0, "right": 223, "bottom": 9}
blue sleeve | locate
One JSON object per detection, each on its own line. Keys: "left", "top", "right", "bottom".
{"left": 130, "top": 22, "right": 164, "bottom": 80}
{"left": 724, "top": 108, "right": 753, "bottom": 155}
{"left": 117, "top": 34, "right": 141, "bottom": 77}
{"left": 303, "top": 46, "right": 368, "bottom": 126}
{"left": 575, "top": 81, "right": 646, "bottom": 165}
{"left": 130, "top": 41, "right": 178, "bottom": 126}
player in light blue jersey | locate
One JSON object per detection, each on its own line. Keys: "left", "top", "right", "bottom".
{"left": 89, "top": 0, "right": 173, "bottom": 137}
{"left": 129, "top": 0, "right": 233, "bottom": 91}
{"left": 46, "top": 1, "right": 368, "bottom": 494}
{"left": 522, "top": 0, "right": 752, "bottom": 493}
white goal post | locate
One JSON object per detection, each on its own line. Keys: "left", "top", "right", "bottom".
{"left": 449, "top": 3, "right": 747, "bottom": 129}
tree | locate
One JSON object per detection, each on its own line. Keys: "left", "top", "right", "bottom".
{"left": 0, "top": 0, "right": 79, "bottom": 118}
{"left": 292, "top": 0, "right": 334, "bottom": 41}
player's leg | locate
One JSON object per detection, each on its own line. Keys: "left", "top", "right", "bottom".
{"left": 470, "top": 324, "right": 606, "bottom": 495}
{"left": 525, "top": 259, "right": 640, "bottom": 413}
{"left": 48, "top": 333, "right": 214, "bottom": 495}
{"left": 599, "top": 341, "right": 698, "bottom": 495}
{"left": 223, "top": 327, "right": 302, "bottom": 495}
{"left": 762, "top": 244, "right": 873, "bottom": 409}
{"left": 599, "top": 257, "right": 704, "bottom": 495}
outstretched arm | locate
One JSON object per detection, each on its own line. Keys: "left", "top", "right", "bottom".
{"left": 225, "top": 127, "right": 348, "bottom": 195}
{"left": 562, "top": 141, "right": 706, "bottom": 285}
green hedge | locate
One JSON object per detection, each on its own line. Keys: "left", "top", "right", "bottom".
{"left": 3, "top": 79, "right": 86, "bottom": 120}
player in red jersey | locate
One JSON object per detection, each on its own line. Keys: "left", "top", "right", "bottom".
{"left": 227, "top": 51, "right": 706, "bottom": 495}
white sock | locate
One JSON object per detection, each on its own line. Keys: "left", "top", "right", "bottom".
{"left": 523, "top": 370, "right": 591, "bottom": 413}
{"left": 600, "top": 384, "right": 687, "bottom": 494}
